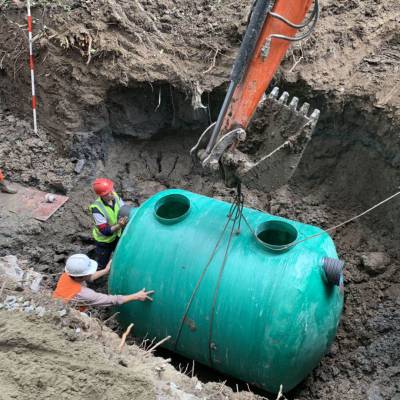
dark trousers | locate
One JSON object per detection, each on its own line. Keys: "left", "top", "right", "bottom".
{"left": 95, "top": 239, "right": 119, "bottom": 268}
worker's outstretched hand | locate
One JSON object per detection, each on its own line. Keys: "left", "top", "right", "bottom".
{"left": 135, "top": 288, "right": 155, "bottom": 302}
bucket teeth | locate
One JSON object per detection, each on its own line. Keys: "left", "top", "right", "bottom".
{"left": 278, "top": 91, "right": 289, "bottom": 104}
{"left": 299, "top": 102, "right": 310, "bottom": 116}
{"left": 289, "top": 97, "right": 299, "bottom": 110}
{"left": 258, "top": 93, "right": 267, "bottom": 107}
{"left": 266, "top": 87, "right": 320, "bottom": 125}
{"left": 269, "top": 86, "right": 280, "bottom": 99}
{"left": 310, "top": 109, "right": 320, "bottom": 123}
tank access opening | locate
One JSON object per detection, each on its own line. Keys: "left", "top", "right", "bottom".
{"left": 256, "top": 220, "right": 298, "bottom": 252}
{"left": 154, "top": 194, "right": 191, "bottom": 224}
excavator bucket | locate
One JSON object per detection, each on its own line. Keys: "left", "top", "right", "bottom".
{"left": 191, "top": 0, "right": 321, "bottom": 191}
{"left": 219, "top": 87, "right": 320, "bottom": 190}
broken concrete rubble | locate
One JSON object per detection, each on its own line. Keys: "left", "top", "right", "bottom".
{"left": 0, "top": 295, "right": 46, "bottom": 316}
{"left": 0, "top": 255, "right": 43, "bottom": 292}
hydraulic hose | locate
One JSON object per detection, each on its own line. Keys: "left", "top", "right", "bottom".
{"left": 205, "top": 0, "right": 273, "bottom": 154}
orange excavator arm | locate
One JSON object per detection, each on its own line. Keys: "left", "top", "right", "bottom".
{"left": 222, "top": 0, "right": 315, "bottom": 132}
{"left": 192, "top": 0, "right": 320, "bottom": 183}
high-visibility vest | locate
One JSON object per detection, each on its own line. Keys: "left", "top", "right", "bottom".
{"left": 53, "top": 273, "right": 82, "bottom": 301}
{"left": 89, "top": 192, "right": 122, "bottom": 243}
{"left": 53, "top": 273, "right": 87, "bottom": 311}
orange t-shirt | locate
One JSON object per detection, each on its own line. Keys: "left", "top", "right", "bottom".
{"left": 53, "top": 273, "right": 82, "bottom": 302}
{"left": 0, "top": 169, "right": 4, "bottom": 182}
{"left": 53, "top": 273, "right": 88, "bottom": 312}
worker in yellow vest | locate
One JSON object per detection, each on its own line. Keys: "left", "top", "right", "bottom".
{"left": 89, "top": 178, "right": 127, "bottom": 269}
{"left": 53, "top": 254, "right": 154, "bottom": 308}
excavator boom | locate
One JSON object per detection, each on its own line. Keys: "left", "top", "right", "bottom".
{"left": 192, "top": 0, "right": 320, "bottom": 189}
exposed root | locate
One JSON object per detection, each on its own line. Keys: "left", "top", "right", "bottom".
{"left": 118, "top": 322, "right": 134, "bottom": 352}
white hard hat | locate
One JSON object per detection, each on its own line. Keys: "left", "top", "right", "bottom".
{"left": 65, "top": 254, "right": 98, "bottom": 277}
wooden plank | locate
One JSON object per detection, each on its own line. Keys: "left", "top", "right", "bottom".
{"left": 0, "top": 184, "right": 68, "bottom": 221}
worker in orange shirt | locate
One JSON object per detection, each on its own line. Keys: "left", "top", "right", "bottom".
{"left": 0, "top": 169, "right": 17, "bottom": 194}
{"left": 53, "top": 254, "right": 154, "bottom": 308}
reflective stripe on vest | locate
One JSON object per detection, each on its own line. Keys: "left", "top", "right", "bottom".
{"left": 89, "top": 192, "right": 122, "bottom": 243}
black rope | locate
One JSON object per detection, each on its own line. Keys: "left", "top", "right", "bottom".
{"left": 173, "top": 184, "right": 245, "bottom": 354}
{"left": 235, "top": 183, "right": 245, "bottom": 234}
{"left": 173, "top": 205, "right": 236, "bottom": 351}
{"left": 207, "top": 194, "right": 241, "bottom": 365}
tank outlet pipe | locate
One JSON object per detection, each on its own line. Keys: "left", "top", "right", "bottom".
{"left": 321, "top": 257, "right": 344, "bottom": 286}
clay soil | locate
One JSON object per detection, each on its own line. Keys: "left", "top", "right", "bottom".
{"left": 0, "top": 0, "right": 400, "bottom": 399}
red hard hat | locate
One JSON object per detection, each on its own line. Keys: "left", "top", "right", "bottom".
{"left": 92, "top": 178, "right": 114, "bottom": 197}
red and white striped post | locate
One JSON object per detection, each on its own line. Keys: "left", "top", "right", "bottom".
{"left": 26, "top": 0, "right": 38, "bottom": 134}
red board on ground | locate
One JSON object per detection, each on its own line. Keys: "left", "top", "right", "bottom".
{"left": 0, "top": 184, "right": 69, "bottom": 221}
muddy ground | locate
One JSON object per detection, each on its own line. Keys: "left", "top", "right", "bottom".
{"left": 0, "top": 0, "right": 400, "bottom": 399}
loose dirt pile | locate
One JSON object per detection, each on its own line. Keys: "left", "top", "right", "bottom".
{"left": 0, "top": 312, "right": 155, "bottom": 400}
{"left": 0, "top": 279, "right": 261, "bottom": 400}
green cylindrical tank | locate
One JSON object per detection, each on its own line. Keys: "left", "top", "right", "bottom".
{"left": 109, "top": 189, "right": 344, "bottom": 392}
